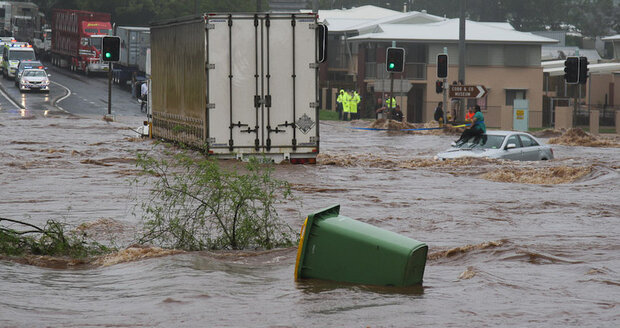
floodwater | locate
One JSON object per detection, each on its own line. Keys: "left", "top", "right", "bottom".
{"left": 1, "top": 110, "right": 619, "bottom": 327}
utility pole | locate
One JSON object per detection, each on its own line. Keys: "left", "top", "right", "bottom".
{"left": 458, "top": 0, "right": 466, "bottom": 122}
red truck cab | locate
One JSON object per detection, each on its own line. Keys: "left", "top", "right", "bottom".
{"left": 51, "top": 9, "right": 112, "bottom": 75}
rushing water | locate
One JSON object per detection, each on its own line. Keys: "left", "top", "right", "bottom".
{"left": 1, "top": 111, "right": 619, "bottom": 327}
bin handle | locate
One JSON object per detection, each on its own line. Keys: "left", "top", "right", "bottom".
{"left": 294, "top": 217, "right": 308, "bottom": 281}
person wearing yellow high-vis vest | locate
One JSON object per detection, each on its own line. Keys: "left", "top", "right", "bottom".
{"left": 350, "top": 91, "right": 361, "bottom": 120}
{"left": 385, "top": 96, "right": 397, "bottom": 109}
{"left": 342, "top": 90, "right": 352, "bottom": 121}
{"left": 336, "top": 89, "right": 345, "bottom": 120}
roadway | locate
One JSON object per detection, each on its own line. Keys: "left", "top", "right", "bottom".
{"left": 0, "top": 62, "right": 145, "bottom": 118}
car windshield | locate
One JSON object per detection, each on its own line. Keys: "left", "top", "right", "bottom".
{"left": 456, "top": 135, "right": 506, "bottom": 149}
{"left": 9, "top": 50, "right": 35, "bottom": 61}
{"left": 24, "top": 70, "right": 46, "bottom": 77}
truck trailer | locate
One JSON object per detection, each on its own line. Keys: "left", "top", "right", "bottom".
{"left": 50, "top": 9, "right": 112, "bottom": 75}
{"left": 112, "top": 26, "right": 149, "bottom": 90}
{"left": 150, "top": 13, "right": 326, "bottom": 163}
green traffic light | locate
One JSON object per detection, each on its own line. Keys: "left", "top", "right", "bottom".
{"left": 389, "top": 63, "right": 395, "bottom": 69}
{"left": 105, "top": 52, "right": 111, "bottom": 58}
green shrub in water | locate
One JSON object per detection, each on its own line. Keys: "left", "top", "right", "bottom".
{"left": 0, "top": 218, "right": 113, "bottom": 258}
{"left": 136, "top": 152, "right": 295, "bottom": 251}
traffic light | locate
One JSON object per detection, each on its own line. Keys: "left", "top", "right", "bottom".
{"left": 578, "top": 56, "right": 589, "bottom": 84}
{"left": 386, "top": 47, "right": 405, "bottom": 73}
{"left": 564, "top": 56, "right": 579, "bottom": 84}
{"left": 437, "top": 54, "right": 448, "bottom": 78}
{"left": 435, "top": 80, "right": 444, "bottom": 94}
{"left": 102, "top": 36, "right": 120, "bottom": 62}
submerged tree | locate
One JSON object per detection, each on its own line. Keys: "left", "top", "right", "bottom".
{"left": 136, "top": 152, "right": 295, "bottom": 251}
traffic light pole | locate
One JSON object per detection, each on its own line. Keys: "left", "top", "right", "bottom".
{"left": 107, "top": 61, "right": 112, "bottom": 115}
{"left": 389, "top": 72, "right": 394, "bottom": 118}
{"left": 442, "top": 78, "right": 447, "bottom": 125}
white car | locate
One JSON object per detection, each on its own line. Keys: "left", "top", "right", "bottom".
{"left": 18, "top": 68, "right": 50, "bottom": 92}
{"left": 435, "top": 131, "right": 554, "bottom": 161}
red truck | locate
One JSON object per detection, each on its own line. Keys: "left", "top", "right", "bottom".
{"left": 50, "top": 9, "right": 112, "bottom": 75}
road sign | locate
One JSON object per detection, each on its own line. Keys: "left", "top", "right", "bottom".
{"left": 449, "top": 85, "right": 487, "bottom": 98}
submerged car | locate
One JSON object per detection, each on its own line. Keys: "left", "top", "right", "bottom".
{"left": 435, "top": 131, "right": 554, "bottom": 161}
{"left": 18, "top": 68, "right": 50, "bottom": 92}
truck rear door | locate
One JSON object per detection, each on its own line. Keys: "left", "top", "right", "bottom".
{"left": 207, "top": 14, "right": 318, "bottom": 161}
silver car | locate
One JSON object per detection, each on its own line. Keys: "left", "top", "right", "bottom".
{"left": 18, "top": 68, "right": 50, "bottom": 92}
{"left": 435, "top": 131, "right": 554, "bottom": 161}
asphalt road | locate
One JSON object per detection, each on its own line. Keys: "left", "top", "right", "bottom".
{"left": 0, "top": 62, "right": 146, "bottom": 118}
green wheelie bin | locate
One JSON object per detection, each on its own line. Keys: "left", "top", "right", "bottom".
{"left": 295, "top": 204, "right": 428, "bottom": 286}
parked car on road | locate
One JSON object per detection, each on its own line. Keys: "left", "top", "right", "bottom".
{"left": 435, "top": 131, "right": 554, "bottom": 161}
{"left": 15, "top": 60, "right": 45, "bottom": 85}
{"left": 17, "top": 68, "right": 50, "bottom": 93}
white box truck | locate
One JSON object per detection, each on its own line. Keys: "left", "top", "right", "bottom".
{"left": 150, "top": 13, "right": 326, "bottom": 163}
{"left": 112, "top": 26, "right": 150, "bottom": 88}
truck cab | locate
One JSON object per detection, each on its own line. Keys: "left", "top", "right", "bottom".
{"left": 2, "top": 43, "right": 36, "bottom": 79}
{"left": 77, "top": 23, "right": 112, "bottom": 75}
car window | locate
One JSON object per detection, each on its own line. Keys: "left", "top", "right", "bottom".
{"left": 506, "top": 135, "right": 522, "bottom": 148}
{"left": 519, "top": 134, "right": 539, "bottom": 147}
{"left": 475, "top": 135, "right": 505, "bottom": 149}
{"left": 9, "top": 50, "right": 36, "bottom": 61}
{"left": 24, "top": 70, "right": 46, "bottom": 77}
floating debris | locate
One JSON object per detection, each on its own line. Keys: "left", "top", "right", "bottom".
{"left": 481, "top": 166, "right": 592, "bottom": 184}
{"left": 549, "top": 128, "right": 619, "bottom": 147}
{"left": 92, "top": 246, "right": 183, "bottom": 267}
{"left": 428, "top": 240, "right": 505, "bottom": 261}
{"left": 458, "top": 266, "right": 476, "bottom": 280}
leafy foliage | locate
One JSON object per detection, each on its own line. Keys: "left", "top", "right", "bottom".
{"left": 0, "top": 218, "right": 113, "bottom": 258}
{"left": 136, "top": 152, "right": 295, "bottom": 251}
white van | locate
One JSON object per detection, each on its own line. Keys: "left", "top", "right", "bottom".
{"left": 2, "top": 43, "right": 36, "bottom": 78}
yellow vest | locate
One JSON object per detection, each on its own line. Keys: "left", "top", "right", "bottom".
{"left": 342, "top": 93, "right": 352, "bottom": 113}
{"left": 350, "top": 93, "right": 360, "bottom": 113}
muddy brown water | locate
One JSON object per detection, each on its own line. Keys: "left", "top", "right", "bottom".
{"left": 1, "top": 112, "right": 619, "bottom": 327}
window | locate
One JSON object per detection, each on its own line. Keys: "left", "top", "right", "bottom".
{"left": 85, "top": 28, "right": 98, "bottom": 34}
{"left": 505, "top": 135, "right": 522, "bottom": 148}
{"left": 8, "top": 50, "right": 35, "bottom": 61}
{"left": 90, "top": 37, "right": 102, "bottom": 50}
{"left": 99, "top": 29, "right": 111, "bottom": 35}
{"left": 506, "top": 89, "right": 526, "bottom": 106}
{"left": 459, "top": 135, "right": 505, "bottom": 149}
{"left": 519, "top": 134, "right": 539, "bottom": 147}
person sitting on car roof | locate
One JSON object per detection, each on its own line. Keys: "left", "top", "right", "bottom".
{"left": 455, "top": 105, "right": 485, "bottom": 144}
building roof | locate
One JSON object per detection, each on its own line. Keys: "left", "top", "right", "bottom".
{"left": 601, "top": 34, "right": 620, "bottom": 41}
{"left": 541, "top": 47, "right": 602, "bottom": 62}
{"left": 324, "top": 12, "right": 446, "bottom": 33}
{"left": 349, "top": 19, "right": 558, "bottom": 44}
{"left": 318, "top": 5, "right": 400, "bottom": 20}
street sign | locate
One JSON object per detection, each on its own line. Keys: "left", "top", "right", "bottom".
{"left": 449, "top": 85, "right": 487, "bottom": 98}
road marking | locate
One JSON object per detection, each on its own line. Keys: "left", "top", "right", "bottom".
{"left": 0, "top": 84, "right": 21, "bottom": 110}
{"left": 51, "top": 81, "right": 70, "bottom": 113}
